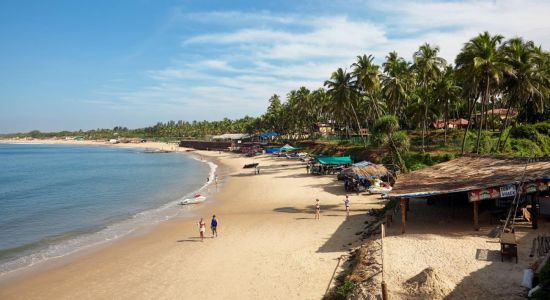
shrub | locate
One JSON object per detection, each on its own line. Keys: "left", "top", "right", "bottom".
{"left": 508, "top": 139, "right": 543, "bottom": 157}
{"left": 335, "top": 281, "right": 356, "bottom": 299}
{"left": 533, "top": 121, "right": 550, "bottom": 135}
{"left": 510, "top": 124, "right": 539, "bottom": 140}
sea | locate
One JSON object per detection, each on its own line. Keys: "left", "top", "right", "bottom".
{"left": 0, "top": 143, "right": 214, "bottom": 275}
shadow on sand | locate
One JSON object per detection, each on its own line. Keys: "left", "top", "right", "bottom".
{"left": 385, "top": 198, "right": 544, "bottom": 299}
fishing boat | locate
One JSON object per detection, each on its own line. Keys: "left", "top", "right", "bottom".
{"left": 179, "top": 194, "right": 206, "bottom": 205}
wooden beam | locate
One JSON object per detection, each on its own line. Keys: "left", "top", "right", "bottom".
{"left": 473, "top": 201, "right": 480, "bottom": 231}
{"left": 400, "top": 198, "right": 407, "bottom": 234}
{"left": 532, "top": 193, "right": 539, "bottom": 230}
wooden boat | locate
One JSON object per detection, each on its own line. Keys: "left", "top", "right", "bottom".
{"left": 179, "top": 194, "right": 206, "bottom": 205}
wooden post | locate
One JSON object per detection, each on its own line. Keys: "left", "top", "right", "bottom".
{"left": 381, "top": 223, "right": 388, "bottom": 300}
{"left": 400, "top": 198, "right": 407, "bottom": 234}
{"left": 532, "top": 193, "right": 539, "bottom": 229}
{"left": 473, "top": 201, "right": 480, "bottom": 231}
{"left": 381, "top": 281, "right": 388, "bottom": 300}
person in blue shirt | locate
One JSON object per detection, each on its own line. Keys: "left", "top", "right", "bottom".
{"left": 211, "top": 215, "right": 218, "bottom": 238}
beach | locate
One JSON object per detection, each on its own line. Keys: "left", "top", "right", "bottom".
{"left": 0, "top": 141, "right": 380, "bottom": 299}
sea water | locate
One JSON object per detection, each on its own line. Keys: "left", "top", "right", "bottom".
{"left": 0, "top": 143, "right": 213, "bottom": 275}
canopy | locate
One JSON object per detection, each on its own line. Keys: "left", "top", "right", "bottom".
{"left": 280, "top": 144, "right": 301, "bottom": 152}
{"left": 316, "top": 156, "right": 352, "bottom": 165}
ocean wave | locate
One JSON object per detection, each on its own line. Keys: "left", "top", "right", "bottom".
{"left": 0, "top": 154, "right": 218, "bottom": 277}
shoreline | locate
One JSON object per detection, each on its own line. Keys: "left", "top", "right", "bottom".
{"left": 0, "top": 141, "right": 378, "bottom": 299}
{"left": 0, "top": 140, "right": 222, "bottom": 280}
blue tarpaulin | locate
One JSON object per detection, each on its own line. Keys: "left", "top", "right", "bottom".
{"left": 258, "top": 132, "right": 279, "bottom": 139}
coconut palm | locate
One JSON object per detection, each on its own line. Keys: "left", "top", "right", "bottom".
{"left": 497, "top": 38, "right": 550, "bottom": 149}
{"left": 455, "top": 31, "right": 513, "bottom": 154}
{"left": 435, "top": 66, "right": 462, "bottom": 145}
{"left": 412, "top": 43, "right": 447, "bottom": 152}
{"left": 382, "top": 52, "right": 414, "bottom": 122}
{"left": 324, "top": 68, "right": 366, "bottom": 146}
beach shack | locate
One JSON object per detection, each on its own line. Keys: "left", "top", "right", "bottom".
{"left": 389, "top": 155, "right": 550, "bottom": 234}
{"left": 311, "top": 156, "right": 352, "bottom": 175}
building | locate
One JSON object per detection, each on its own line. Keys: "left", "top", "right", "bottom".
{"left": 389, "top": 155, "right": 550, "bottom": 233}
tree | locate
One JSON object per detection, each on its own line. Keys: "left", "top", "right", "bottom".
{"left": 455, "top": 31, "right": 512, "bottom": 153}
{"left": 435, "top": 66, "right": 462, "bottom": 145}
{"left": 497, "top": 38, "right": 550, "bottom": 150}
{"left": 382, "top": 52, "right": 414, "bottom": 124}
{"left": 371, "top": 115, "right": 408, "bottom": 173}
{"left": 412, "top": 43, "right": 447, "bottom": 152}
{"left": 324, "top": 68, "right": 365, "bottom": 146}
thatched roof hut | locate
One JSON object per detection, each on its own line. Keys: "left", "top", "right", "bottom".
{"left": 351, "top": 161, "right": 388, "bottom": 178}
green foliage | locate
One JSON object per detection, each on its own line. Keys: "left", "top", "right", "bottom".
{"left": 372, "top": 115, "right": 400, "bottom": 135}
{"left": 383, "top": 198, "right": 398, "bottom": 211}
{"left": 507, "top": 138, "right": 543, "bottom": 156}
{"left": 533, "top": 121, "right": 550, "bottom": 135}
{"left": 335, "top": 281, "right": 356, "bottom": 298}
{"left": 510, "top": 124, "right": 540, "bottom": 140}
{"left": 402, "top": 152, "right": 456, "bottom": 171}
{"left": 393, "top": 131, "right": 411, "bottom": 152}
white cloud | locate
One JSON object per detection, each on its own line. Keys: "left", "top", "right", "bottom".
{"left": 95, "top": 0, "right": 550, "bottom": 122}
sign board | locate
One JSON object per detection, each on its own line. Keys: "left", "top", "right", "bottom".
{"left": 500, "top": 184, "right": 517, "bottom": 198}
{"left": 469, "top": 187, "right": 500, "bottom": 202}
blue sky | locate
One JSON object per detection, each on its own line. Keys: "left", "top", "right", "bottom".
{"left": 1, "top": 0, "right": 549, "bottom": 133}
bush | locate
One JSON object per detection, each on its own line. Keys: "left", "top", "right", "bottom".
{"left": 335, "top": 281, "right": 356, "bottom": 299}
{"left": 510, "top": 124, "right": 539, "bottom": 140}
{"left": 508, "top": 139, "right": 543, "bottom": 157}
{"left": 533, "top": 121, "right": 550, "bottom": 135}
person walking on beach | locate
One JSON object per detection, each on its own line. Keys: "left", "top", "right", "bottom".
{"left": 211, "top": 215, "right": 218, "bottom": 238}
{"left": 315, "top": 199, "right": 321, "bottom": 220}
{"left": 344, "top": 195, "right": 350, "bottom": 218}
{"left": 198, "top": 218, "right": 206, "bottom": 242}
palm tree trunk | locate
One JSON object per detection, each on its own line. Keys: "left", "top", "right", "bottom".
{"left": 444, "top": 99, "right": 449, "bottom": 146}
{"left": 389, "top": 133, "right": 408, "bottom": 173}
{"left": 461, "top": 95, "right": 477, "bottom": 155}
{"left": 496, "top": 99, "right": 513, "bottom": 151}
{"left": 475, "top": 76, "right": 490, "bottom": 154}
{"left": 350, "top": 104, "right": 368, "bottom": 148}
{"left": 422, "top": 104, "right": 427, "bottom": 153}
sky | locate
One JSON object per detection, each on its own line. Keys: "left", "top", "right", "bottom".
{"left": 0, "top": 0, "right": 549, "bottom": 133}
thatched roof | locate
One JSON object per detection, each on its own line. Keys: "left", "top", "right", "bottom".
{"left": 351, "top": 161, "right": 388, "bottom": 178}
{"left": 389, "top": 155, "right": 550, "bottom": 198}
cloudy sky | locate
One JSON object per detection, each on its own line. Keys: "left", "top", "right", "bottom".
{"left": 0, "top": 0, "right": 549, "bottom": 133}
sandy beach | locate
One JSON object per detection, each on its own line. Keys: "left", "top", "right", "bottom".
{"left": 0, "top": 140, "right": 380, "bottom": 299}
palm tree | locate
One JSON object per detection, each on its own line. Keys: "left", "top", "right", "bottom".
{"left": 352, "top": 54, "right": 382, "bottom": 142}
{"left": 324, "top": 68, "right": 366, "bottom": 147}
{"left": 412, "top": 43, "right": 447, "bottom": 152}
{"left": 455, "top": 31, "right": 512, "bottom": 154}
{"left": 435, "top": 66, "right": 462, "bottom": 145}
{"left": 382, "top": 52, "right": 414, "bottom": 122}
{"left": 497, "top": 38, "right": 550, "bottom": 150}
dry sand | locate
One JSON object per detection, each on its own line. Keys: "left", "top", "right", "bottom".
{"left": 383, "top": 199, "right": 548, "bottom": 299}
{"left": 0, "top": 140, "right": 381, "bottom": 299}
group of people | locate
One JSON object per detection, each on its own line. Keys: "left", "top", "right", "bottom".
{"left": 197, "top": 215, "right": 218, "bottom": 242}
{"left": 314, "top": 195, "right": 350, "bottom": 220}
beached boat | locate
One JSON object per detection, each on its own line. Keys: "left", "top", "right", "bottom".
{"left": 243, "top": 163, "right": 259, "bottom": 169}
{"left": 179, "top": 194, "right": 206, "bottom": 205}
{"left": 368, "top": 186, "right": 392, "bottom": 194}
